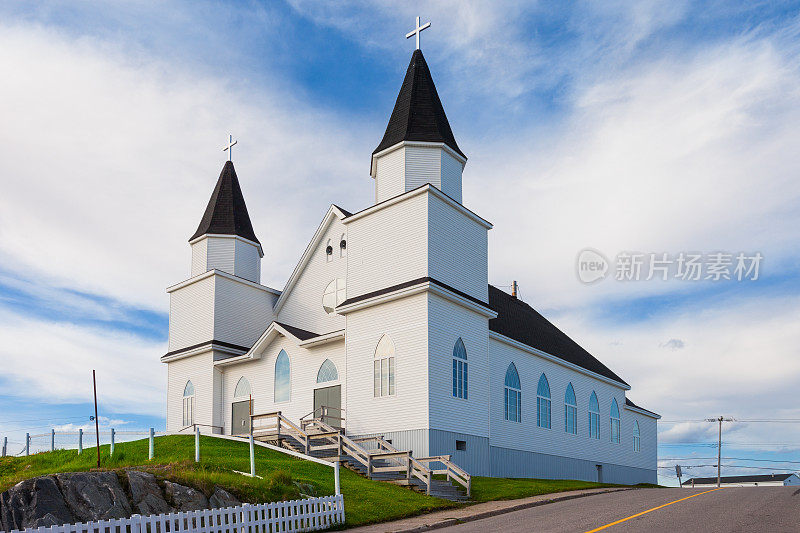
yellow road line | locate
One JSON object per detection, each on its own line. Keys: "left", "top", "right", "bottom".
{"left": 584, "top": 488, "right": 723, "bottom": 532}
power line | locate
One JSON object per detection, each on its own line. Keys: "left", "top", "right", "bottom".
{"left": 661, "top": 457, "right": 800, "bottom": 464}
{"left": 0, "top": 415, "right": 89, "bottom": 425}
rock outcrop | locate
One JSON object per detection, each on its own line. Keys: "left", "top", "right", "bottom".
{"left": 0, "top": 471, "right": 241, "bottom": 531}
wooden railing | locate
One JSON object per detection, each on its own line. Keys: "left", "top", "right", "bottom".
{"left": 300, "top": 406, "right": 346, "bottom": 430}
{"left": 251, "top": 412, "right": 469, "bottom": 497}
{"left": 415, "top": 454, "right": 472, "bottom": 497}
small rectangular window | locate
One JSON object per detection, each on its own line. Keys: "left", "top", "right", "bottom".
{"left": 455, "top": 440, "right": 466, "bottom": 451}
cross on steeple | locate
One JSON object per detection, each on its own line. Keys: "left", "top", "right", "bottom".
{"left": 406, "top": 16, "right": 431, "bottom": 50}
{"left": 222, "top": 134, "right": 237, "bottom": 161}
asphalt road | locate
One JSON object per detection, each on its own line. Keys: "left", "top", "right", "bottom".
{"left": 442, "top": 487, "right": 800, "bottom": 533}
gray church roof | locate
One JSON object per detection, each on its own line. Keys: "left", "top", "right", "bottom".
{"left": 373, "top": 49, "right": 466, "bottom": 159}
{"left": 489, "top": 285, "right": 629, "bottom": 387}
{"left": 190, "top": 161, "right": 260, "bottom": 245}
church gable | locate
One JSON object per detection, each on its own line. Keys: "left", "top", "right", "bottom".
{"left": 273, "top": 206, "right": 349, "bottom": 334}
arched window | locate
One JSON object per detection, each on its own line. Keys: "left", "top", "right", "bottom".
{"left": 325, "top": 239, "right": 333, "bottom": 262}
{"left": 322, "top": 279, "right": 346, "bottom": 314}
{"left": 234, "top": 377, "right": 251, "bottom": 398}
{"left": 633, "top": 420, "right": 641, "bottom": 452}
{"left": 565, "top": 383, "right": 577, "bottom": 435}
{"left": 536, "top": 374, "right": 551, "bottom": 429}
{"left": 374, "top": 335, "right": 395, "bottom": 397}
{"left": 452, "top": 338, "right": 468, "bottom": 399}
{"left": 611, "top": 398, "right": 621, "bottom": 443}
{"left": 589, "top": 391, "right": 600, "bottom": 439}
{"left": 317, "top": 359, "right": 339, "bottom": 383}
{"left": 339, "top": 233, "right": 347, "bottom": 258}
{"left": 182, "top": 380, "right": 195, "bottom": 427}
{"left": 274, "top": 350, "right": 290, "bottom": 403}
{"left": 504, "top": 363, "right": 521, "bottom": 422}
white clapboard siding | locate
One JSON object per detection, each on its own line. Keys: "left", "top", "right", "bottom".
{"left": 439, "top": 150, "right": 463, "bottom": 203}
{"left": 404, "top": 145, "right": 441, "bottom": 192}
{"left": 427, "top": 192, "right": 488, "bottom": 302}
{"left": 276, "top": 218, "right": 347, "bottom": 336}
{"left": 346, "top": 191, "right": 428, "bottom": 299}
{"left": 6, "top": 495, "right": 345, "bottom": 533}
{"left": 488, "top": 337, "right": 654, "bottom": 471}
{"left": 427, "top": 293, "right": 491, "bottom": 437}
{"left": 374, "top": 145, "right": 405, "bottom": 203}
{"left": 221, "top": 337, "right": 346, "bottom": 434}
{"left": 213, "top": 274, "right": 276, "bottom": 349}
{"left": 168, "top": 275, "right": 215, "bottom": 352}
{"left": 167, "top": 352, "right": 217, "bottom": 432}
{"left": 344, "top": 292, "right": 430, "bottom": 437}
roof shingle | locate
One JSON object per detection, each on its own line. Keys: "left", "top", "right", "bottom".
{"left": 190, "top": 161, "right": 260, "bottom": 245}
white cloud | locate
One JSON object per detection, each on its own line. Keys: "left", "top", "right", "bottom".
{"left": 0, "top": 22, "right": 371, "bottom": 312}
{"left": 0, "top": 308, "right": 164, "bottom": 416}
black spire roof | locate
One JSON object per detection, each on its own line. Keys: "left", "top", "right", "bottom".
{"left": 373, "top": 49, "right": 465, "bottom": 159}
{"left": 190, "top": 161, "right": 260, "bottom": 245}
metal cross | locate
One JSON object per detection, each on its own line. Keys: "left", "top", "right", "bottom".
{"left": 222, "top": 134, "right": 238, "bottom": 161}
{"left": 406, "top": 16, "right": 431, "bottom": 50}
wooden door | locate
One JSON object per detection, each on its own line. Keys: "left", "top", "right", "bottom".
{"left": 313, "top": 385, "right": 341, "bottom": 428}
{"left": 231, "top": 400, "right": 251, "bottom": 435}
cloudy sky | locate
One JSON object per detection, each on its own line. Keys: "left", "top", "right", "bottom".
{"left": 1, "top": 1, "right": 799, "bottom": 485}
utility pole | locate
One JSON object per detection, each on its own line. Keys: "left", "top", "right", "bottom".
{"left": 675, "top": 464, "right": 682, "bottom": 488}
{"left": 706, "top": 416, "right": 733, "bottom": 488}
{"left": 93, "top": 370, "right": 101, "bottom": 468}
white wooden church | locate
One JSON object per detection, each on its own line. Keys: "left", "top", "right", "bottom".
{"left": 162, "top": 37, "right": 659, "bottom": 484}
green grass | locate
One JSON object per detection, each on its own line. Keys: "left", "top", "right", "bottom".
{"left": 0, "top": 436, "right": 636, "bottom": 527}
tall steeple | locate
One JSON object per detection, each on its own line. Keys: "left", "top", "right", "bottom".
{"left": 189, "top": 161, "right": 262, "bottom": 283}
{"left": 371, "top": 49, "right": 467, "bottom": 204}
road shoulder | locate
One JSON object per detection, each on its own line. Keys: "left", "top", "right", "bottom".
{"left": 346, "top": 487, "right": 637, "bottom": 533}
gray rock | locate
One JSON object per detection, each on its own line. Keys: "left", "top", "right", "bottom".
{"left": 163, "top": 481, "right": 208, "bottom": 511}
{"left": 0, "top": 476, "right": 74, "bottom": 531}
{"left": 55, "top": 472, "right": 132, "bottom": 522}
{"left": 208, "top": 487, "right": 240, "bottom": 509}
{"left": 127, "top": 471, "right": 171, "bottom": 516}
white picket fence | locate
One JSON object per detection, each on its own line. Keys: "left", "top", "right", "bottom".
{"left": 5, "top": 495, "right": 345, "bottom": 533}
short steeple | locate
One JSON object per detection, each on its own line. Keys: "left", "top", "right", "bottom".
{"left": 189, "top": 161, "right": 262, "bottom": 283}
{"left": 371, "top": 49, "right": 467, "bottom": 204}
{"left": 190, "top": 160, "right": 260, "bottom": 245}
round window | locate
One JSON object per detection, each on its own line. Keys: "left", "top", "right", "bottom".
{"left": 323, "top": 279, "right": 346, "bottom": 314}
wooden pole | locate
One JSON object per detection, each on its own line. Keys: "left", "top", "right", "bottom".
{"left": 195, "top": 425, "right": 200, "bottom": 463}
{"left": 2, "top": 436, "right": 6, "bottom": 457}
{"left": 93, "top": 370, "right": 101, "bottom": 468}
{"left": 249, "top": 434, "right": 255, "bottom": 477}
{"left": 110, "top": 428, "right": 115, "bottom": 457}
{"left": 148, "top": 428, "right": 154, "bottom": 460}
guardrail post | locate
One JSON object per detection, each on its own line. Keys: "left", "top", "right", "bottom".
{"left": 110, "top": 428, "right": 115, "bottom": 456}
{"left": 2, "top": 436, "right": 6, "bottom": 457}
{"left": 78, "top": 429, "right": 83, "bottom": 455}
{"left": 406, "top": 452, "right": 412, "bottom": 482}
{"left": 334, "top": 461, "right": 341, "bottom": 495}
{"left": 25, "top": 433, "right": 30, "bottom": 456}
{"left": 249, "top": 434, "right": 255, "bottom": 477}
{"left": 195, "top": 425, "right": 200, "bottom": 463}
{"left": 148, "top": 428, "right": 154, "bottom": 460}
{"left": 51, "top": 429, "right": 55, "bottom": 452}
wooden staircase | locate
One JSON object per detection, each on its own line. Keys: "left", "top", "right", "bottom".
{"left": 250, "top": 408, "right": 471, "bottom": 501}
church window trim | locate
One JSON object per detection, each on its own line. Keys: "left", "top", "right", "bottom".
{"left": 234, "top": 377, "right": 251, "bottom": 398}
{"left": 611, "top": 398, "right": 621, "bottom": 444}
{"left": 504, "top": 363, "right": 521, "bottom": 423}
{"left": 274, "top": 350, "right": 291, "bottom": 403}
{"left": 633, "top": 420, "right": 641, "bottom": 452}
{"left": 182, "top": 380, "right": 195, "bottom": 428}
{"left": 565, "top": 383, "right": 577, "bottom": 435}
{"left": 317, "top": 359, "right": 339, "bottom": 383}
{"left": 452, "top": 338, "right": 468, "bottom": 400}
{"left": 589, "top": 391, "right": 600, "bottom": 440}
{"left": 322, "top": 278, "right": 346, "bottom": 314}
{"left": 374, "top": 334, "right": 395, "bottom": 397}
{"left": 536, "top": 373, "right": 551, "bottom": 429}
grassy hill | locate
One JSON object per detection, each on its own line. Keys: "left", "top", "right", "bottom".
{"left": 0, "top": 435, "right": 619, "bottom": 527}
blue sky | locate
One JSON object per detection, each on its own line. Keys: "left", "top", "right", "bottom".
{"left": 1, "top": 1, "right": 800, "bottom": 485}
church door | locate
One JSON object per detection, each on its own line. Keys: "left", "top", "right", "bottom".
{"left": 231, "top": 400, "right": 251, "bottom": 435}
{"left": 313, "top": 385, "right": 341, "bottom": 429}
